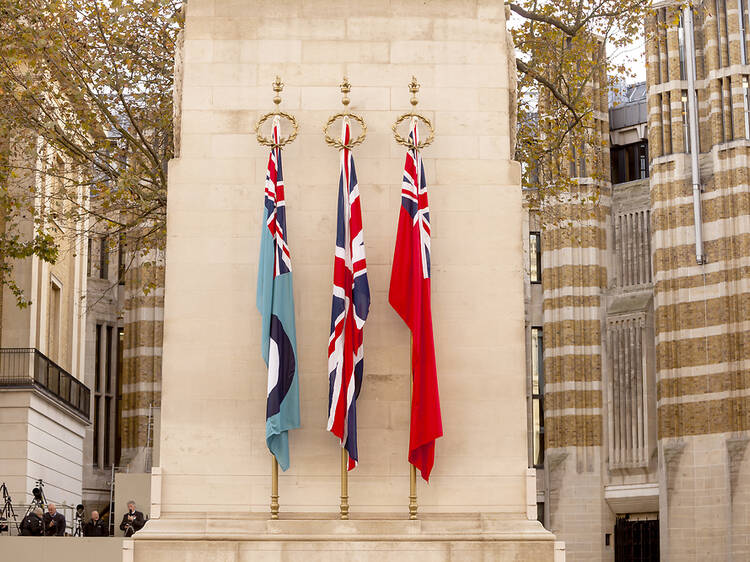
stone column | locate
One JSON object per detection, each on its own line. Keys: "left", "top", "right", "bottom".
{"left": 133, "top": 1, "right": 556, "bottom": 560}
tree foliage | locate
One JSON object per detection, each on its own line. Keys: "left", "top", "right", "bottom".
{"left": 0, "top": 0, "right": 650, "bottom": 304}
{"left": 509, "top": 0, "right": 650, "bottom": 213}
{"left": 0, "top": 0, "right": 182, "bottom": 305}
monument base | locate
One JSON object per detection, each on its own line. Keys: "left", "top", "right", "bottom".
{"left": 126, "top": 513, "right": 560, "bottom": 561}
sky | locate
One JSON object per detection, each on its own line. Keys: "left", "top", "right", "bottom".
{"left": 610, "top": 36, "right": 647, "bottom": 84}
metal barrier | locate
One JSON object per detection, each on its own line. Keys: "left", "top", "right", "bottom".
{"left": 0, "top": 348, "right": 90, "bottom": 420}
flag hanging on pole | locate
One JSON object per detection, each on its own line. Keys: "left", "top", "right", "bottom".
{"left": 327, "top": 119, "right": 371, "bottom": 470}
{"left": 389, "top": 119, "right": 443, "bottom": 482}
{"left": 257, "top": 117, "right": 300, "bottom": 471}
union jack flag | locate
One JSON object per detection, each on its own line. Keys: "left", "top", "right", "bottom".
{"left": 264, "top": 124, "right": 292, "bottom": 277}
{"left": 389, "top": 119, "right": 442, "bottom": 481}
{"left": 327, "top": 119, "right": 370, "bottom": 470}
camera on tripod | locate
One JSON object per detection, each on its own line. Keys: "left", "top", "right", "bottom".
{"left": 1, "top": 479, "right": 47, "bottom": 535}
{"left": 72, "top": 503, "right": 85, "bottom": 537}
{"left": 0, "top": 482, "right": 14, "bottom": 534}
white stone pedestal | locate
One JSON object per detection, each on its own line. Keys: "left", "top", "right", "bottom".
{"left": 132, "top": 0, "right": 557, "bottom": 560}
{"left": 131, "top": 514, "right": 554, "bottom": 561}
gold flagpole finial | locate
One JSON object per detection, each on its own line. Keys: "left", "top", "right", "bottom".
{"left": 409, "top": 76, "right": 420, "bottom": 107}
{"left": 272, "top": 76, "right": 284, "bottom": 106}
{"left": 254, "top": 75, "right": 299, "bottom": 148}
{"left": 324, "top": 77, "right": 366, "bottom": 149}
{"left": 340, "top": 76, "right": 351, "bottom": 109}
{"left": 392, "top": 76, "right": 434, "bottom": 149}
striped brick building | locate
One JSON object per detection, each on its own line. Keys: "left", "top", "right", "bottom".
{"left": 526, "top": 1, "right": 750, "bottom": 559}
{"left": 120, "top": 244, "right": 164, "bottom": 471}
{"left": 82, "top": 233, "right": 164, "bottom": 513}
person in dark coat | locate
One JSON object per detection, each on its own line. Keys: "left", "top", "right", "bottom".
{"left": 83, "top": 510, "right": 108, "bottom": 537}
{"left": 20, "top": 507, "right": 43, "bottom": 536}
{"left": 119, "top": 501, "right": 145, "bottom": 537}
{"left": 42, "top": 503, "right": 66, "bottom": 536}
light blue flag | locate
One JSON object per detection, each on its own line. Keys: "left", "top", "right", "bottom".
{"left": 256, "top": 123, "right": 300, "bottom": 471}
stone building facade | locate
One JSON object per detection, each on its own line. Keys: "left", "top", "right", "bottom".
{"left": 0, "top": 137, "right": 90, "bottom": 525}
{"left": 527, "top": 1, "right": 750, "bottom": 559}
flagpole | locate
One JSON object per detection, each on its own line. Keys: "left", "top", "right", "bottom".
{"left": 254, "top": 76, "right": 300, "bottom": 524}
{"left": 270, "top": 455, "right": 279, "bottom": 519}
{"left": 409, "top": 339, "right": 418, "bottom": 520}
{"left": 409, "top": 464, "right": 418, "bottom": 519}
{"left": 392, "top": 77, "right": 435, "bottom": 521}
{"left": 340, "top": 448, "right": 350, "bottom": 519}
{"left": 325, "top": 77, "right": 367, "bottom": 522}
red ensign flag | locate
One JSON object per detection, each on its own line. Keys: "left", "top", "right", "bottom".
{"left": 389, "top": 120, "right": 443, "bottom": 482}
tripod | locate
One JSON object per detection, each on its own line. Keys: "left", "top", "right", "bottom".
{"left": 22, "top": 479, "right": 47, "bottom": 522}
{"left": 0, "top": 482, "right": 19, "bottom": 535}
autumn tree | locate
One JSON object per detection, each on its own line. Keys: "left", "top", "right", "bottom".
{"left": 0, "top": 0, "right": 651, "bottom": 305}
{"left": 0, "top": 0, "right": 182, "bottom": 306}
{"left": 508, "top": 0, "right": 650, "bottom": 215}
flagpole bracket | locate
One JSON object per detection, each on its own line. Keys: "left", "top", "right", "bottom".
{"left": 392, "top": 77, "right": 435, "bottom": 149}
{"left": 324, "top": 76, "right": 367, "bottom": 150}
{"left": 255, "top": 76, "right": 299, "bottom": 149}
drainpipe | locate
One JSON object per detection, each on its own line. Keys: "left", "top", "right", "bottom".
{"left": 683, "top": 7, "right": 706, "bottom": 264}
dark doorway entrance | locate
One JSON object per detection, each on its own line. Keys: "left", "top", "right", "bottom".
{"left": 615, "top": 515, "right": 659, "bottom": 561}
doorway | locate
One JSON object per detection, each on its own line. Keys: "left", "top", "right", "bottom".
{"left": 615, "top": 515, "right": 659, "bottom": 561}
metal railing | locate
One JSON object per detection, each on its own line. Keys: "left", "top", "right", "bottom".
{"left": 0, "top": 348, "right": 90, "bottom": 420}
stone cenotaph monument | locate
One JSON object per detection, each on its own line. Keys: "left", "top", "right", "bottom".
{"left": 129, "top": 1, "right": 560, "bottom": 560}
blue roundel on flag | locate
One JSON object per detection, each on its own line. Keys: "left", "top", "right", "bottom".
{"left": 266, "top": 314, "right": 296, "bottom": 418}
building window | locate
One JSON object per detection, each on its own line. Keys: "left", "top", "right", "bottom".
{"left": 740, "top": 0, "right": 748, "bottom": 64}
{"left": 116, "top": 327, "right": 124, "bottom": 467}
{"left": 726, "top": 77, "right": 735, "bottom": 141}
{"left": 678, "top": 13, "right": 686, "bottom": 80}
{"left": 716, "top": 0, "right": 730, "bottom": 67}
{"left": 94, "top": 324, "right": 102, "bottom": 468}
{"left": 93, "top": 395, "right": 100, "bottom": 467}
{"left": 610, "top": 142, "right": 649, "bottom": 184}
{"left": 104, "top": 396, "right": 112, "bottom": 467}
{"left": 93, "top": 324, "right": 118, "bottom": 469}
{"left": 569, "top": 142, "right": 577, "bottom": 177}
{"left": 47, "top": 280, "right": 61, "bottom": 363}
{"left": 531, "top": 326, "right": 544, "bottom": 468}
{"left": 95, "top": 324, "right": 102, "bottom": 393}
{"left": 118, "top": 234, "right": 126, "bottom": 285}
{"left": 529, "top": 232, "right": 542, "bottom": 284}
{"left": 658, "top": 9, "right": 669, "bottom": 83}
{"left": 99, "top": 236, "right": 108, "bottom": 280}
{"left": 578, "top": 142, "right": 586, "bottom": 178}
{"left": 743, "top": 76, "right": 750, "bottom": 139}
{"left": 87, "top": 237, "right": 93, "bottom": 277}
{"left": 106, "top": 326, "right": 113, "bottom": 394}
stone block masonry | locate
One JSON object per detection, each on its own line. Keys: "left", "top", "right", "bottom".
{"left": 132, "top": 1, "right": 557, "bottom": 560}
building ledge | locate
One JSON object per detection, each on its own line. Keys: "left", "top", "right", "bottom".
{"left": 604, "top": 483, "right": 659, "bottom": 514}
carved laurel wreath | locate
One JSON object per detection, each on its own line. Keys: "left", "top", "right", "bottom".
{"left": 323, "top": 113, "right": 367, "bottom": 150}
{"left": 255, "top": 111, "right": 300, "bottom": 149}
{"left": 392, "top": 113, "right": 435, "bottom": 150}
